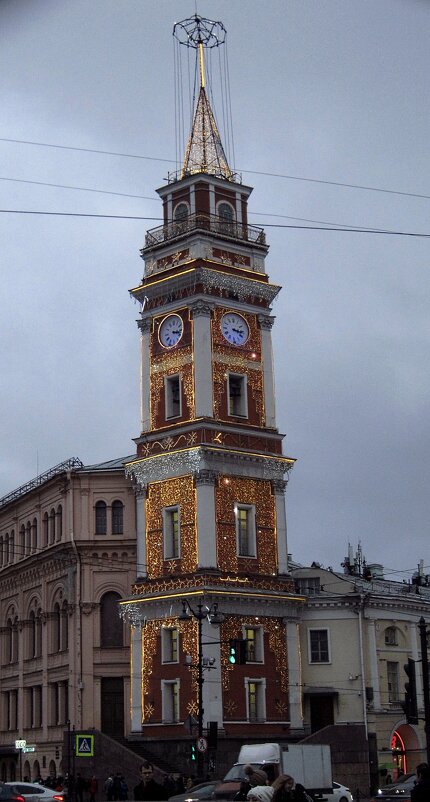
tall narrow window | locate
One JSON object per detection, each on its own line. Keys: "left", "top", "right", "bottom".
{"left": 244, "top": 626, "right": 263, "bottom": 662}
{"left": 100, "top": 591, "right": 123, "bottom": 648}
{"left": 56, "top": 506, "right": 62, "bottom": 542}
{"left": 163, "top": 506, "right": 180, "bottom": 560}
{"left": 20, "top": 525, "right": 25, "bottom": 557}
{"left": 49, "top": 508, "right": 56, "bottom": 544}
{"left": 32, "top": 518, "right": 38, "bottom": 551}
{"left": 309, "top": 629, "right": 330, "bottom": 663}
{"left": 95, "top": 501, "right": 107, "bottom": 535}
{"left": 162, "top": 680, "right": 180, "bottom": 723}
{"left": 0, "top": 537, "right": 3, "bottom": 568}
{"left": 228, "top": 373, "right": 247, "bottom": 417}
{"left": 217, "top": 202, "right": 235, "bottom": 235}
{"left": 61, "top": 601, "right": 69, "bottom": 651}
{"left": 43, "top": 513, "right": 49, "bottom": 546}
{"left": 52, "top": 602, "right": 61, "bottom": 653}
{"left": 112, "top": 500, "right": 124, "bottom": 535}
{"left": 165, "top": 374, "right": 182, "bottom": 419}
{"left": 173, "top": 202, "right": 189, "bottom": 233}
{"left": 235, "top": 504, "right": 256, "bottom": 557}
{"left": 162, "top": 628, "right": 179, "bottom": 663}
{"left": 246, "top": 680, "right": 265, "bottom": 722}
{"left": 387, "top": 661, "right": 400, "bottom": 703}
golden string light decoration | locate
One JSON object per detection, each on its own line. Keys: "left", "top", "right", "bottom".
{"left": 146, "top": 476, "right": 197, "bottom": 577}
{"left": 215, "top": 475, "right": 277, "bottom": 574}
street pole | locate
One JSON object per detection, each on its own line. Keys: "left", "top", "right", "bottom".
{"left": 197, "top": 603, "right": 204, "bottom": 780}
{"left": 418, "top": 617, "right": 430, "bottom": 764}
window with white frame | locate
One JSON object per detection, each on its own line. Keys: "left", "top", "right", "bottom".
{"left": 235, "top": 503, "right": 256, "bottom": 557}
{"left": 173, "top": 202, "right": 189, "bottom": 233}
{"left": 246, "top": 678, "right": 266, "bottom": 722}
{"left": 308, "top": 628, "right": 330, "bottom": 663}
{"left": 163, "top": 506, "right": 180, "bottom": 560}
{"left": 217, "top": 201, "right": 235, "bottom": 235}
{"left": 295, "top": 577, "right": 321, "bottom": 596}
{"left": 162, "top": 627, "right": 179, "bottom": 663}
{"left": 243, "top": 626, "right": 263, "bottom": 662}
{"left": 387, "top": 661, "right": 400, "bottom": 703}
{"left": 162, "top": 680, "right": 180, "bottom": 723}
{"left": 165, "top": 374, "right": 182, "bottom": 419}
{"left": 228, "top": 373, "right": 247, "bottom": 417}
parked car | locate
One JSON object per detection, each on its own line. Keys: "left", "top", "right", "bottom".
{"left": 372, "top": 773, "right": 416, "bottom": 801}
{"left": 5, "top": 784, "right": 63, "bottom": 802}
{"left": 329, "top": 782, "right": 354, "bottom": 802}
{"left": 168, "top": 782, "right": 218, "bottom": 802}
{"left": 0, "top": 784, "right": 25, "bottom": 802}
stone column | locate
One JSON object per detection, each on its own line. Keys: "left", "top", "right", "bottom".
{"left": 190, "top": 301, "right": 214, "bottom": 418}
{"left": 139, "top": 317, "right": 152, "bottom": 432}
{"left": 285, "top": 619, "right": 303, "bottom": 730}
{"left": 130, "top": 625, "right": 143, "bottom": 732}
{"left": 272, "top": 479, "right": 289, "bottom": 574}
{"left": 135, "top": 487, "right": 147, "bottom": 579}
{"left": 258, "top": 314, "right": 276, "bottom": 427}
{"left": 194, "top": 471, "right": 218, "bottom": 568}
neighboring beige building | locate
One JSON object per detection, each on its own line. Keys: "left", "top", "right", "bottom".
{"left": 0, "top": 456, "right": 136, "bottom": 781}
{"left": 292, "top": 556, "right": 430, "bottom": 790}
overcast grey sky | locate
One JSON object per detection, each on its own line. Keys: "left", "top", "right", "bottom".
{"left": 1, "top": 0, "right": 429, "bottom": 579}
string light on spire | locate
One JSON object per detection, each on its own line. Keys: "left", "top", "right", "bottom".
{"left": 172, "top": 14, "right": 235, "bottom": 181}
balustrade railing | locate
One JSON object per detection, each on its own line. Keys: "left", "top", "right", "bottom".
{"left": 144, "top": 213, "right": 266, "bottom": 248}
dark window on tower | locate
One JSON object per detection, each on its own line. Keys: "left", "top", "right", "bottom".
{"left": 217, "top": 202, "right": 235, "bottom": 235}
{"left": 228, "top": 373, "right": 247, "bottom": 417}
{"left": 165, "top": 374, "right": 182, "bottom": 419}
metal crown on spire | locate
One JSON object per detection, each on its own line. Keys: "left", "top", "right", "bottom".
{"left": 173, "top": 15, "right": 234, "bottom": 181}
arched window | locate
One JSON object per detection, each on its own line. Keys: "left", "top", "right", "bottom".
{"left": 173, "top": 202, "right": 189, "bottom": 234}
{"left": 100, "top": 591, "right": 123, "bottom": 648}
{"left": 26, "top": 522, "right": 31, "bottom": 555}
{"left": 217, "top": 201, "right": 235, "bottom": 235}
{"left": 112, "top": 501, "right": 124, "bottom": 535}
{"left": 0, "top": 537, "right": 3, "bottom": 568}
{"left": 385, "top": 626, "right": 398, "bottom": 646}
{"left": 9, "top": 531, "right": 14, "bottom": 563}
{"left": 29, "top": 610, "right": 36, "bottom": 658}
{"left": 32, "top": 519, "right": 38, "bottom": 552}
{"left": 56, "top": 505, "right": 62, "bottom": 542}
{"left": 4, "top": 535, "right": 9, "bottom": 565}
{"left": 6, "top": 615, "right": 18, "bottom": 663}
{"left": 52, "top": 602, "right": 61, "bottom": 653}
{"left": 95, "top": 501, "right": 107, "bottom": 535}
{"left": 20, "top": 525, "right": 25, "bottom": 558}
{"left": 43, "top": 513, "right": 49, "bottom": 546}
{"left": 49, "top": 509, "right": 56, "bottom": 544}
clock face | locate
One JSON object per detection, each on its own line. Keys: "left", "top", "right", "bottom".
{"left": 221, "top": 312, "right": 249, "bottom": 346}
{"left": 158, "top": 314, "right": 184, "bottom": 348}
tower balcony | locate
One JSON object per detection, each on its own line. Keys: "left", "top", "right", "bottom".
{"left": 143, "top": 213, "right": 266, "bottom": 251}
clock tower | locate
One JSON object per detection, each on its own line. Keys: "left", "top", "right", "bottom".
{"left": 120, "top": 14, "right": 305, "bottom": 769}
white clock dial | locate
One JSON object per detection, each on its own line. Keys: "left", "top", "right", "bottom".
{"left": 221, "top": 313, "right": 249, "bottom": 346}
{"left": 158, "top": 314, "right": 184, "bottom": 348}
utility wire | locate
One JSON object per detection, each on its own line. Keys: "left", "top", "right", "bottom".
{"left": 1, "top": 136, "right": 429, "bottom": 202}
{"left": 0, "top": 208, "right": 429, "bottom": 237}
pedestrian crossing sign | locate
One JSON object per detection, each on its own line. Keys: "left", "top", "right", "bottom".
{"left": 75, "top": 734, "right": 94, "bottom": 757}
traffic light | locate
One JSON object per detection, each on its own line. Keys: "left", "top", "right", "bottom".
{"left": 229, "top": 638, "right": 247, "bottom": 665}
{"left": 402, "top": 658, "right": 418, "bottom": 724}
{"left": 190, "top": 742, "right": 197, "bottom": 761}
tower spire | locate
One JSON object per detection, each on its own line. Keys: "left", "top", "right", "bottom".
{"left": 173, "top": 14, "right": 234, "bottom": 181}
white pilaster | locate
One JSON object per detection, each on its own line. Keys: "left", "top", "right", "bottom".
{"left": 191, "top": 301, "right": 213, "bottom": 417}
{"left": 190, "top": 185, "right": 196, "bottom": 215}
{"left": 131, "top": 626, "right": 143, "bottom": 732}
{"left": 195, "top": 471, "right": 217, "bottom": 568}
{"left": 235, "top": 191, "right": 242, "bottom": 224}
{"left": 136, "top": 488, "right": 147, "bottom": 578}
{"left": 273, "top": 480, "right": 288, "bottom": 574}
{"left": 286, "top": 620, "right": 303, "bottom": 729}
{"left": 139, "top": 318, "right": 152, "bottom": 431}
{"left": 367, "top": 618, "right": 381, "bottom": 708}
{"left": 209, "top": 185, "right": 215, "bottom": 216}
{"left": 410, "top": 620, "right": 423, "bottom": 709}
{"left": 258, "top": 314, "right": 276, "bottom": 427}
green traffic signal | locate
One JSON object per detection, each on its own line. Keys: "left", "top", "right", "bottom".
{"left": 229, "top": 639, "right": 237, "bottom": 663}
{"left": 191, "top": 743, "right": 197, "bottom": 760}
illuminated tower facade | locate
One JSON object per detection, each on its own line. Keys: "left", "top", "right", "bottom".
{"left": 121, "top": 15, "right": 305, "bottom": 769}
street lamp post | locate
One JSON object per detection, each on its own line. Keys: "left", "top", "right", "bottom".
{"left": 179, "top": 598, "right": 224, "bottom": 777}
